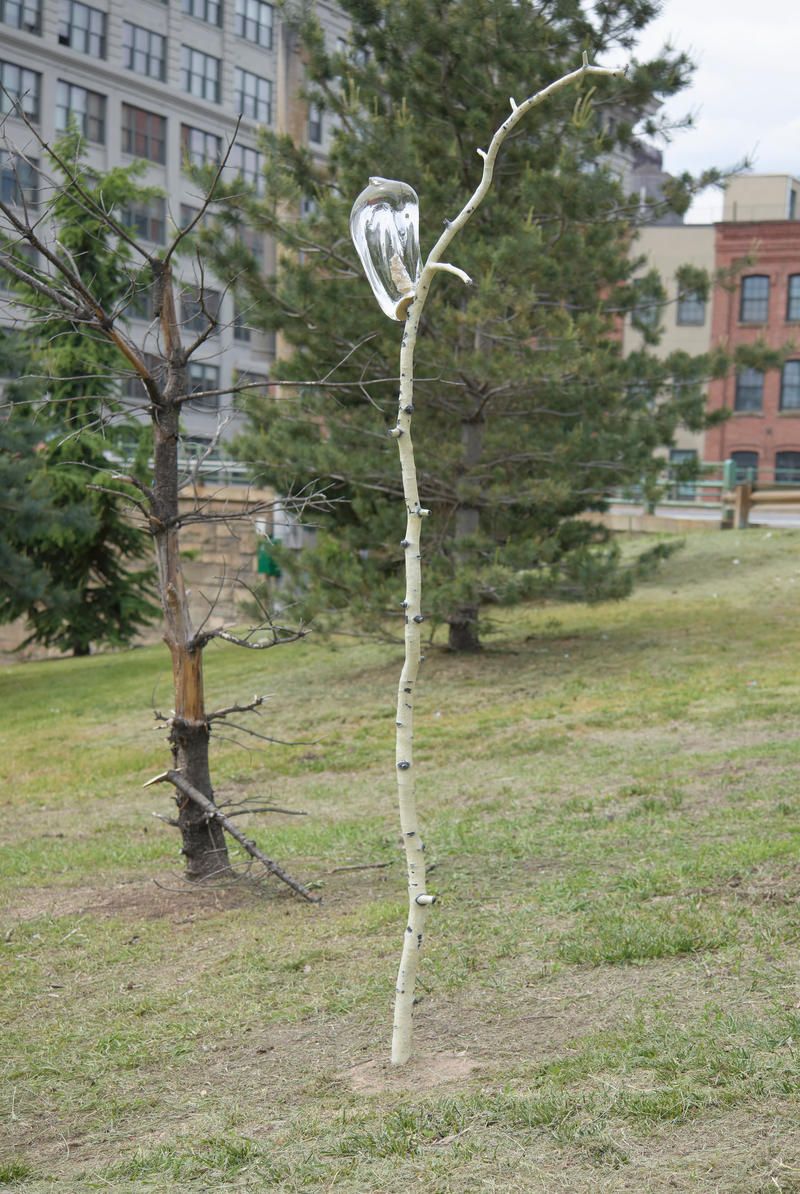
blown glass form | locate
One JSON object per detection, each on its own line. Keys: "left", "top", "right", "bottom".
{"left": 350, "top": 177, "right": 421, "bottom": 320}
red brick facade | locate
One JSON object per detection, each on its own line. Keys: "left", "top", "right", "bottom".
{"left": 704, "top": 221, "right": 800, "bottom": 479}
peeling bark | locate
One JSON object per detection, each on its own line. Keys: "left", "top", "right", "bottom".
{"left": 150, "top": 264, "right": 232, "bottom": 880}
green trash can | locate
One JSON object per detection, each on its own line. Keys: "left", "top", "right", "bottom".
{"left": 257, "top": 541, "right": 282, "bottom": 578}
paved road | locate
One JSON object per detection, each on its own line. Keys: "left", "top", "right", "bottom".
{"left": 607, "top": 503, "right": 800, "bottom": 529}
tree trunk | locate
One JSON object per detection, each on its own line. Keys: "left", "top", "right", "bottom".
{"left": 169, "top": 713, "right": 229, "bottom": 881}
{"left": 150, "top": 266, "right": 232, "bottom": 880}
{"left": 447, "top": 614, "right": 481, "bottom": 652}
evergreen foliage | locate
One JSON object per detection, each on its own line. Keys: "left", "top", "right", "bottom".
{"left": 0, "top": 136, "right": 158, "bottom": 654}
{"left": 205, "top": 0, "right": 730, "bottom": 648}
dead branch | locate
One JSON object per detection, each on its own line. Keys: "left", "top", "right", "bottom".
{"left": 221, "top": 805, "right": 308, "bottom": 817}
{"left": 199, "top": 624, "right": 309, "bottom": 650}
{"left": 328, "top": 862, "right": 391, "bottom": 874}
{"left": 206, "top": 695, "right": 266, "bottom": 722}
{"left": 163, "top": 116, "right": 242, "bottom": 267}
{"left": 145, "top": 769, "right": 319, "bottom": 902}
{"left": 86, "top": 483, "right": 151, "bottom": 522}
{"left": 214, "top": 720, "right": 318, "bottom": 747}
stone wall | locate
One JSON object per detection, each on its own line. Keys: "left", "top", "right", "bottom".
{"left": 0, "top": 484, "right": 277, "bottom": 659}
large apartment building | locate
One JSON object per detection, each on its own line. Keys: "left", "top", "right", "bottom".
{"left": 624, "top": 173, "right": 800, "bottom": 486}
{"left": 0, "top": 0, "right": 348, "bottom": 449}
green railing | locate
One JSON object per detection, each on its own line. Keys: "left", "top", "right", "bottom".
{"left": 613, "top": 460, "right": 735, "bottom": 510}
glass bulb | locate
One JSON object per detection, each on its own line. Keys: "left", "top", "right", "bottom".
{"left": 350, "top": 177, "right": 421, "bottom": 321}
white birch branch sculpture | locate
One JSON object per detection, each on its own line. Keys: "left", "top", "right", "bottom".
{"left": 351, "top": 54, "right": 626, "bottom": 1066}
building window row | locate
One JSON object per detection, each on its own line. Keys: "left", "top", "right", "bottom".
{"left": 740, "top": 274, "right": 800, "bottom": 324}
{"left": 733, "top": 362, "right": 800, "bottom": 413}
{"left": 731, "top": 450, "right": 800, "bottom": 485}
{"left": 633, "top": 276, "right": 800, "bottom": 332}
{"left": 18, "top": 3, "right": 274, "bottom": 120}
{"left": 1, "top": 83, "right": 261, "bottom": 188}
{"left": 631, "top": 284, "right": 706, "bottom": 330}
{"left": 3, "top": 0, "right": 274, "bottom": 50}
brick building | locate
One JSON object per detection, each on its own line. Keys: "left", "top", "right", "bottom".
{"left": 704, "top": 218, "right": 800, "bottom": 483}
{"left": 626, "top": 172, "right": 800, "bottom": 484}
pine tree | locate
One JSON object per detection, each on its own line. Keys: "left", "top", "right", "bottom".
{"left": 0, "top": 137, "right": 157, "bottom": 654}
{"left": 191, "top": 1, "right": 724, "bottom": 649}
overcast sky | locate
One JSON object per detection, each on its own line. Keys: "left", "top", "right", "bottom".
{"left": 610, "top": 0, "right": 800, "bottom": 220}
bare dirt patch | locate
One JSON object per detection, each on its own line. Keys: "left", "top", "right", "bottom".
{"left": 0, "top": 875, "right": 267, "bottom": 925}
{"left": 346, "top": 1051, "right": 479, "bottom": 1094}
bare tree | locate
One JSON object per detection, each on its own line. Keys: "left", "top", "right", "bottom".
{"left": 0, "top": 109, "right": 319, "bottom": 895}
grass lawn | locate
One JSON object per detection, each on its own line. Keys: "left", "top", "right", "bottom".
{"left": 2, "top": 528, "right": 800, "bottom": 1191}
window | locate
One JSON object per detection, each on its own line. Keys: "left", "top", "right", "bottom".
{"left": 235, "top": 0, "right": 272, "bottom": 46}
{"left": 235, "top": 369, "right": 268, "bottom": 399}
{"left": 234, "top": 68, "right": 272, "bottom": 123}
{"left": 121, "top": 104, "right": 166, "bottom": 164}
{"left": 336, "top": 34, "right": 369, "bottom": 67}
{"left": 0, "top": 61, "right": 41, "bottom": 122}
{"left": 730, "top": 451, "right": 758, "bottom": 484}
{"left": 238, "top": 222, "right": 264, "bottom": 264}
{"left": 123, "top": 22, "right": 166, "bottom": 82}
{"left": 739, "top": 275, "right": 769, "bottom": 323}
{"left": 123, "top": 351, "right": 163, "bottom": 400}
{"left": 1, "top": 0, "right": 41, "bottom": 35}
{"left": 233, "top": 303, "right": 251, "bottom": 342}
{"left": 188, "top": 361, "right": 221, "bottom": 408}
{"left": 669, "top": 448, "right": 697, "bottom": 501}
{"left": 183, "top": 287, "right": 221, "bottom": 334}
{"left": 58, "top": 0, "right": 105, "bottom": 57}
{"left": 181, "top": 125, "right": 222, "bottom": 168}
{"left": 630, "top": 279, "right": 660, "bottom": 331}
{"left": 775, "top": 451, "right": 800, "bottom": 484}
{"left": 180, "top": 203, "right": 200, "bottom": 229}
{"left": 55, "top": 80, "right": 105, "bottom": 142}
{"left": 676, "top": 290, "right": 705, "bottom": 326}
{"left": 230, "top": 144, "right": 263, "bottom": 193}
{"left": 734, "top": 368, "right": 764, "bottom": 412}
{"left": 127, "top": 287, "right": 155, "bottom": 324}
{"left": 0, "top": 150, "right": 38, "bottom": 207}
{"left": 181, "top": 45, "right": 220, "bottom": 103}
{"left": 780, "top": 361, "right": 800, "bottom": 411}
{"left": 0, "top": 241, "right": 38, "bottom": 291}
{"left": 787, "top": 275, "right": 800, "bottom": 321}
{"left": 308, "top": 103, "right": 322, "bottom": 144}
{"left": 182, "top": 0, "right": 221, "bottom": 24}
{"left": 625, "top": 380, "right": 656, "bottom": 408}
{"left": 121, "top": 197, "right": 166, "bottom": 244}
